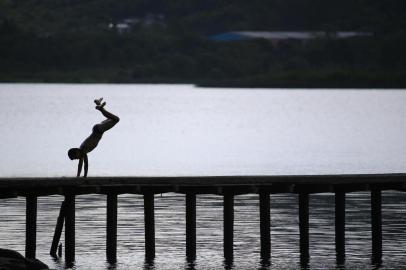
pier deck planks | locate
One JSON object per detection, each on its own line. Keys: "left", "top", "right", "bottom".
{"left": 0, "top": 174, "right": 406, "bottom": 198}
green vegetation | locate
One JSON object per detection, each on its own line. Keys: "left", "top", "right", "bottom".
{"left": 1, "top": 0, "right": 406, "bottom": 87}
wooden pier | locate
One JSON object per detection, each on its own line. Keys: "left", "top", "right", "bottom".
{"left": 1, "top": 173, "right": 406, "bottom": 266}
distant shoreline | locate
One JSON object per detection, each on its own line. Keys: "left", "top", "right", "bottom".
{"left": 1, "top": 69, "right": 406, "bottom": 89}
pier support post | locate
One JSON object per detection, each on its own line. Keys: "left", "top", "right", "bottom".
{"left": 107, "top": 193, "right": 118, "bottom": 264}
{"left": 50, "top": 201, "right": 66, "bottom": 257}
{"left": 371, "top": 189, "right": 382, "bottom": 265}
{"left": 186, "top": 193, "right": 196, "bottom": 261}
{"left": 259, "top": 192, "right": 270, "bottom": 262}
{"left": 299, "top": 192, "right": 309, "bottom": 265}
{"left": 144, "top": 193, "right": 155, "bottom": 261}
{"left": 335, "top": 191, "right": 345, "bottom": 264}
{"left": 25, "top": 195, "right": 37, "bottom": 259}
{"left": 65, "top": 194, "right": 75, "bottom": 266}
{"left": 223, "top": 193, "right": 234, "bottom": 264}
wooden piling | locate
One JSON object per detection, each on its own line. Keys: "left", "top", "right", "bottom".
{"left": 371, "top": 189, "right": 382, "bottom": 265}
{"left": 223, "top": 193, "right": 234, "bottom": 263}
{"left": 107, "top": 193, "right": 118, "bottom": 264}
{"left": 259, "top": 192, "right": 270, "bottom": 262}
{"left": 186, "top": 193, "right": 196, "bottom": 261}
{"left": 299, "top": 193, "right": 309, "bottom": 265}
{"left": 0, "top": 174, "right": 404, "bottom": 266}
{"left": 144, "top": 193, "right": 155, "bottom": 261}
{"left": 25, "top": 195, "right": 37, "bottom": 259}
{"left": 58, "top": 243, "right": 62, "bottom": 257}
{"left": 65, "top": 194, "right": 75, "bottom": 265}
{"left": 335, "top": 191, "right": 345, "bottom": 264}
{"left": 50, "top": 200, "right": 66, "bottom": 257}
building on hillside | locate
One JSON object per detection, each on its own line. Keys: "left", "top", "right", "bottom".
{"left": 109, "top": 14, "right": 166, "bottom": 34}
{"left": 209, "top": 31, "right": 373, "bottom": 45}
{"left": 108, "top": 22, "right": 131, "bottom": 34}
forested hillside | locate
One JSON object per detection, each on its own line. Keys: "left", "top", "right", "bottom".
{"left": 1, "top": 0, "right": 406, "bottom": 87}
{"left": 2, "top": 0, "right": 405, "bottom": 33}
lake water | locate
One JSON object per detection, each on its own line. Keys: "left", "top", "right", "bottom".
{"left": 1, "top": 84, "right": 406, "bottom": 269}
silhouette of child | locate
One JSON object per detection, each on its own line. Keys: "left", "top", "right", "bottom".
{"left": 68, "top": 98, "right": 120, "bottom": 177}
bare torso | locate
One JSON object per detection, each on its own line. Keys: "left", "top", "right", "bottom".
{"left": 80, "top": 125, "right": 103, "bottom": 153}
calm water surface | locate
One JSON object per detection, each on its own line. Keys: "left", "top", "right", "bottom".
{"left": 1, "top": 84, "right": 406, "bottom": 269}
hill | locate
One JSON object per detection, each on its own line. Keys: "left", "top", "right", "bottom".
{"left": 1, "top": 0, "right": 406, "bottom": 87}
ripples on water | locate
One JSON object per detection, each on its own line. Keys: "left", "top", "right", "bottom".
{"left": 1, "top": 85, "right": 406, "bottom": 269}
{"left": 1, "top": 192, "right": 406, "bottom": 269}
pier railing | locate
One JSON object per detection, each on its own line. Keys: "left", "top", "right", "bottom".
{"left": 1, "top": 174, "right": 406, "bottom": 266}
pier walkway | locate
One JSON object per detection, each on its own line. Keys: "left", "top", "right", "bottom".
{"left": 1, "top": 173, "right": 406, "bottom": 266}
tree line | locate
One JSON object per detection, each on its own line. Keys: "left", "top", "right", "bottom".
{"left": 0, "top": 0, "right": 405, "bottom": 87}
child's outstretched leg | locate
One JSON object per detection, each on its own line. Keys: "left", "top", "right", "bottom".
{"left": 94, "top": 98, "right": 120, "bottom": 132}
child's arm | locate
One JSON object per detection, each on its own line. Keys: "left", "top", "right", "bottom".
{"left": 77, "top": 158, "right": 83, "bottom": 177}
{"left": 83, "top": 154, "right": 88, "bottom": 178}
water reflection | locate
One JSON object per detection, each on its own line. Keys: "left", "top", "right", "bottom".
{"left": 336, "top": 254, "right": 345, "bottom": 266}
{"left": 51, "top": 256, "right": 64, "bottom": 269}
{"left": 0, "top": 192, "right": 406, "bottom": 269}
{"left": 223, "top": 259, "right": 234, "bottom": 270}
{"left": 258, "top": 258, "right": 271, "bottom": 270}
{"left": 65, "top": 261, "right": 75, "bottom": 269}
{"left": 300, "top": 253, "right": 309, "bottom": 267}
{"left": 185, "top": 260, "right": 196, "bottom": 270}
{"left": 143, "top": 259, "right": 155, "bottom": 270}
{"left": 257, "top": 265, "right": 270, "bottom": 270}
{"left": 106, "top": 262, "right": 117, "bottom": 270}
